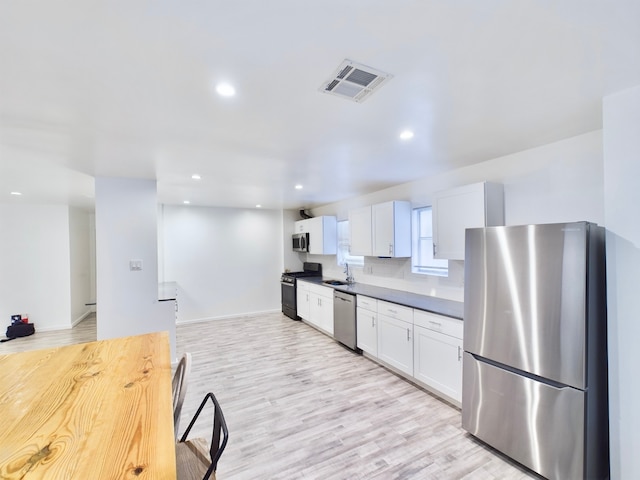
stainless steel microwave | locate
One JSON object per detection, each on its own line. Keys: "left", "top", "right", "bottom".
{"left": 292, "top": 232, "right": 309, "bottom": 252}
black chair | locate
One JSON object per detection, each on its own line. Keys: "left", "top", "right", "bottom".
{"left": 175, "top": 392, "right": 229, "bottom": 480}
{"left": 172, "top": 352, "right": 192, "bottom": 440}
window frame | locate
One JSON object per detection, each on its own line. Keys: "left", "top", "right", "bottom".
{"left": 336, "top": 220, "right": 364, "bottom": 267}
{"left": 411, "top": 206, "right": 448, "bottom": 277}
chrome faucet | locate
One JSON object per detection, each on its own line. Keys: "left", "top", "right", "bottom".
{"left": 344, "top": 262, "right": 355, "bottom": 284}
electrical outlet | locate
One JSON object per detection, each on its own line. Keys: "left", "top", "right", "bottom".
{"left": 129, "top": 260, "right": 143, "bottom": 271}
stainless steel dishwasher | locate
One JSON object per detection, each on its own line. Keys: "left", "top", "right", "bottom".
{"left": 333, "top": 290, "right": 359, "bottom": 351}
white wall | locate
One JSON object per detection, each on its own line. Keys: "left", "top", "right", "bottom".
{"left": 160, "top": 205, "right": 283, "bottom": 323}
{"left": 310, "top": 130, "right": 604, "bottom": 301}
{"left": 283, "top": 209, "right": 305, "bottom": 273}
{"left": 603, "top": 84, "right": 640, "bottom": 480}
{"left": 95, "top": 177, "right": 176, "bottom": 359}
{"left": 68, "top": 207, "right": 94, "bottom": 325}
{"left": 0, "top": 204, "right": 72, "bottom": 330}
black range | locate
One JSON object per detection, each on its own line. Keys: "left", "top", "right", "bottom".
{"left": 280, "top": 262, "right": 322, "bottom": 320}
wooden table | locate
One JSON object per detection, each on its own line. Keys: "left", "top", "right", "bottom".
{"left": 0, "top": 332, "right": 176, "bottom": 479}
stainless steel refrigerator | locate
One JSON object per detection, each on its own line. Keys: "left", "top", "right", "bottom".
{"left": 462, "top": 222, "right": 609, "bottom": 480}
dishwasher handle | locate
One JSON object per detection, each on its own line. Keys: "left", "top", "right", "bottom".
{"left": 334, "top": 291, "right": 356, "bottom": 303}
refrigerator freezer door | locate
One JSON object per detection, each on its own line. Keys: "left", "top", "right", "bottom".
{"left": 464, "top": 222, "right": 589, "bottom": 389}
{"left": 462, "top": 353, "right": 585, "bottom": 480}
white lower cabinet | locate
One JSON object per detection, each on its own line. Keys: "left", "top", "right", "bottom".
{"left": 296, "top": 281, "right": 311, "bottom": 320}
{"left": 305, "top": 285, "right": 463, "bottom": 405}
{"left": 356, "top": 295, "right": 378, "bottom": 356}
{"left": 308, "top": 284, "right": 334, "bottom": 335}
{"left": 377, "top": 313, "right": 414, "bottom": 376}
{"left": 413, "top": 310, "right": 463, "bottom": 403}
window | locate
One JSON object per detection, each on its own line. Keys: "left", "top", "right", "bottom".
{"left": 337, "top": 220, "right": 364, "bottom": 267}
{"left": 412, "top": 206, "right": 448, "bottom": 276}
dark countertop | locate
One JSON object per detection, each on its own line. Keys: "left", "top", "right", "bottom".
{"left": 299, "top": 277, "right": 464, "bottom": 320}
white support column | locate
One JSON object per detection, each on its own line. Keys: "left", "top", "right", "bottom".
{"left": 603, "top": 84, "right": 640, "bottom": 480}
{"left": 95, "top": 177, "right": 176, "bottom": 360}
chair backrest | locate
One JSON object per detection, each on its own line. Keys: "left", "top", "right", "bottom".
{"left": 172, "top": 352, "right": 192, "bottom": 439}
{"left": 179, "top": 392, "right": 229, "bottom": 479}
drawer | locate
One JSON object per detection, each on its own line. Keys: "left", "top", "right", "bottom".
{"left": 357, "top": 295, "right": 377, "bottom": 312}
{"left": 377, "top": 300, "right": 413, "bottom": 323}
{"left": 414, "top": 309, "right": 463, "bottom": 339}
{"left": 308, "top": 283, "right": 333, "bottom": 297}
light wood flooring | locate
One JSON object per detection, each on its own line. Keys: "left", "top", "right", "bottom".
{"left": 0, "top": 316, "right": 97, "bottom": 354}
{"left": 1, "top": 312, "right": 539, "bottom": 479}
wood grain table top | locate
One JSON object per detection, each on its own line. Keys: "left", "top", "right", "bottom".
{"left": 0, "top": 332, "right": 176, "bottom": 479}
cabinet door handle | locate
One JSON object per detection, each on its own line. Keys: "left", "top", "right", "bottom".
{"left": 458, "top": 346, "right": 462, "bottom": 361}
{"left": 407, "top": 328, "right": 411, "bottom": 341}
{"left": 371, "top": 317, "right": 375, "bottom": 327}
{"left": 389, "top": 244, "right": 393, "bottom": 255}
{"left": 433, "top": 243, "right": 437, "bottom": 256}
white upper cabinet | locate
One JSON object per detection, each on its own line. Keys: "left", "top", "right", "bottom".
{"left": 306, "top": 216, "right": 337, "bottom": 255}
{"left": 432, "top": 182, "right": 504, "bottom": 260}
{"left": 294, "top": 216, "right": 337, "bottom": 255}
{"left": 348, "top": 206, "right": 373, "bottom": 256}
{"left": 294, "top": 220, "right": 308, "bottom": 233}
{"left": 372, "top": 201, "right": 411, "bottom": 257}
{"left": 349, "top": 201, "right": 411, "bottom": 257}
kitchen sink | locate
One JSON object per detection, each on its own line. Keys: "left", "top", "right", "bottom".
{"left": 323, "top": 280, "right": 349, "bottom": 286}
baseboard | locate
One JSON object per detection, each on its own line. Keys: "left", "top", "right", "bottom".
{"left": 35, "top": 323, "right": 74, "bottom": 332}
{"left": 72, "top": 310, "right": 93, "bottom": 327}
{"left": 176, "top": 308, "right": 281, "bottom": 325}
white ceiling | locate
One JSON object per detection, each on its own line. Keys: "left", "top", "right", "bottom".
{"left": 1, "top": 1, "right": 639, "bottom": 211}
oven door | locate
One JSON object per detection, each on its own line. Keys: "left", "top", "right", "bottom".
{"left": 281, "top": 280, "right": 298, "bottom": 319}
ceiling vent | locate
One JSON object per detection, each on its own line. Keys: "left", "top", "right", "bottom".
{"left": 319, "top": 59, "right": 393, "bottom": 103}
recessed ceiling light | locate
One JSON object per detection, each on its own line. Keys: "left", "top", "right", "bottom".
{"left": 10, "top": 191, "right": 22, "bottom": 196}
{"left": 215, "top": 83, "right": 236, "bottom": 97}
{"left": 256, "top": 204, "right": 262, "bottom": 208}
{"left": 399, "top": 130, "right": 414, "bottom": 140}
{"left": 295, "top": 184, "right": 303, "bottom": 190}
{"left": 191, "top": 174, "right": 201, "bottom": 180}
{"left": 183, "top": 200, "right": 191, "bottom": 205}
